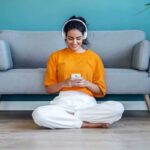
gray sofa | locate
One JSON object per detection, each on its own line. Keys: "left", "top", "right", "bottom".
{"left": 0, "top": 30, "right": 150, "bottom": 110}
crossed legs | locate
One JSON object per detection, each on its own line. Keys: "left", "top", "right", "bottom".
{"left": 32, "top": 101, "right": 124, "bottom": 129}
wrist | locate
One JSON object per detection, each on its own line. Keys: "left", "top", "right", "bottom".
{"left": 59, "top": 81, "right": 66, "bottom": 89}
{"left": 86, "top": 80, "right": 91, "bottom": 88}
{"left": 62, "top": 80, "right": 71, "bottom": 88}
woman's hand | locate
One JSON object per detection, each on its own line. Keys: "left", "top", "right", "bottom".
{"left": 71, "top": 78, "right": 89, "bottom": 87}
{"left": 62, "top": 77, "right": 102, "bottom": 95}
{"left": 63, "top": 77, "right": 89, "bottom": 88}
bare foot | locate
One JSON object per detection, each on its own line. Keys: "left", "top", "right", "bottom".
{"left": 81, "top": 121, "right": 109, "bottom": 128}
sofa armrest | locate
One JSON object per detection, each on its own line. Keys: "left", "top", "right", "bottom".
{"left": 148, "top": 64, "right": 150, "bottom": 77}
{"left": 131, "top": 40, "right": 150, "bottom": 72}
{"left": 0, "top": 40, "right": 13, "bottom": 71}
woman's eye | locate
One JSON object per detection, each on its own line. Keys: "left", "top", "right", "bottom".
{"left": 69, "top": 38, "right": 73, "bottom": 40}
{"left": 77, "top": 38, "right": 81, "bottom": 40}
{"left": 67, "top": 37, "right": 82, "bottom": 40}
{"left": 67, "top": 37, "right": 73, "bottom": 40}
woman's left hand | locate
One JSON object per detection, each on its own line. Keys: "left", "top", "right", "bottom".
{"left": 71, "top": 77, "right": 101, "bottom": 95}
{"left": 71, "top": 78, "right": 90, "bottom": 88}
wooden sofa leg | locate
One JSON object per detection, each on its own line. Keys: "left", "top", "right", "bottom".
{"left": 144, "top": 94, "right": 150, "bottom": 111}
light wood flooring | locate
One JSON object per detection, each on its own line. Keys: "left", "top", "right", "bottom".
{"left": 0, "top": 111, "right": 150, "bottom": 150}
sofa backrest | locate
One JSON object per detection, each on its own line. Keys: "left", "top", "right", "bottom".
{"left": 0, "top": 30, "right": 145, "bottom": 68}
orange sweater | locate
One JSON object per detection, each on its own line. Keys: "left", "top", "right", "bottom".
{"left": 44, "top": 48, "right": 106, "bottom": 97}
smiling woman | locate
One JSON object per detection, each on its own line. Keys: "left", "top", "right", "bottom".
{"left": 66, "top": 29, "right": 85, "bottom": 52}
{"left": 31, "top": 15, "right": 124, "bottom": 129}
{"left": 63, "top": 16, "right": 88, "bottom": 53}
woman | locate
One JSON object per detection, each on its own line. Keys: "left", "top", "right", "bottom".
{"left": 32, "top": 16, "right": 124, "bottom": 129}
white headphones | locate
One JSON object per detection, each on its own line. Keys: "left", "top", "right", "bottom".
{"left": 62, "top": 19, "right": 88, "bottom": 40}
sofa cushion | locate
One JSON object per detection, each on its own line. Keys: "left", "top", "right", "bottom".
{"left": 88, "top": 30, "right": 145, "bottom": 68}
{"left": 0, "top": 31, "right": 66, "bottom": 68}
{"left": 0, "top": 40, "right": 13, "bottom": 71}
{"left": 105, "top": 68, "right": 150, "bottom": 94}
{"left": 132, "top": 40, "right": 150, "bottom": 71}
{"left": 0, "top": 68, "right": 46, "bottom": 94}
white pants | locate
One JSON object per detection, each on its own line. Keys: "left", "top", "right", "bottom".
{"left": 32, "top": 91, "right": 124, "bottom": 129}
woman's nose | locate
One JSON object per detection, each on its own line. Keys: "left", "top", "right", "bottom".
{"left": 73, "top": 39, "right": 77, "bottom": 44}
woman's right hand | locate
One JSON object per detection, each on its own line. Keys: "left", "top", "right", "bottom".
{"left": 62, "top": 78, "right": 72, "bottom": 87}
{"left": 63, "top": 78, "right": 83, "bottom": 87}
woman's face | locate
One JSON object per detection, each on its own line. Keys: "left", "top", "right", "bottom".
{"left": 66, "top": 29, "right": 84, "bottom": 51}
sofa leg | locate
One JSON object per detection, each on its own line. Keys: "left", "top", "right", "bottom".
{"left": 144, "top": 94, "right": 150, "bottom": 111}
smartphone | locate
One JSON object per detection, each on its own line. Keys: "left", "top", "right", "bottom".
{"left": 71, "top": 73, "right": 82, "bottom": 80}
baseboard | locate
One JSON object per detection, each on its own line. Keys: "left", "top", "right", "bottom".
{"left": 0, "top": 111, "right": 150, "bottom": 119}
{"left": 0, "top": 101, "right": 148, "bottom": 110}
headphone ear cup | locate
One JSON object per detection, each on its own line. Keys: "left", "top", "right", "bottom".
{"left": 83, "top": 31, "right": 87, "bottom": 39}
{"left": 62, "top": 31, "right": 66, "bottom": 39}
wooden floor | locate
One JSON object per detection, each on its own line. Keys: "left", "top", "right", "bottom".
{"left": 0, "top": 111, "right": 150, "bottom": 150}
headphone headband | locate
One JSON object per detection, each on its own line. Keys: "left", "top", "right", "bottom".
{"left": 62, "top": 19, "right": 88, "bottom": 39}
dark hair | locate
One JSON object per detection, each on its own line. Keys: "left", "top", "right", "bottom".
{"left": 63, "top": 16, "right": 89, "bottom": 46}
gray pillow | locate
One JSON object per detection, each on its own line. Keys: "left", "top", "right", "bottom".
{"left": 0, "top": 40, "right": 13, "bottom": 71}
{"left": 132, "top": 40, "right": 150, "bottom": 71}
